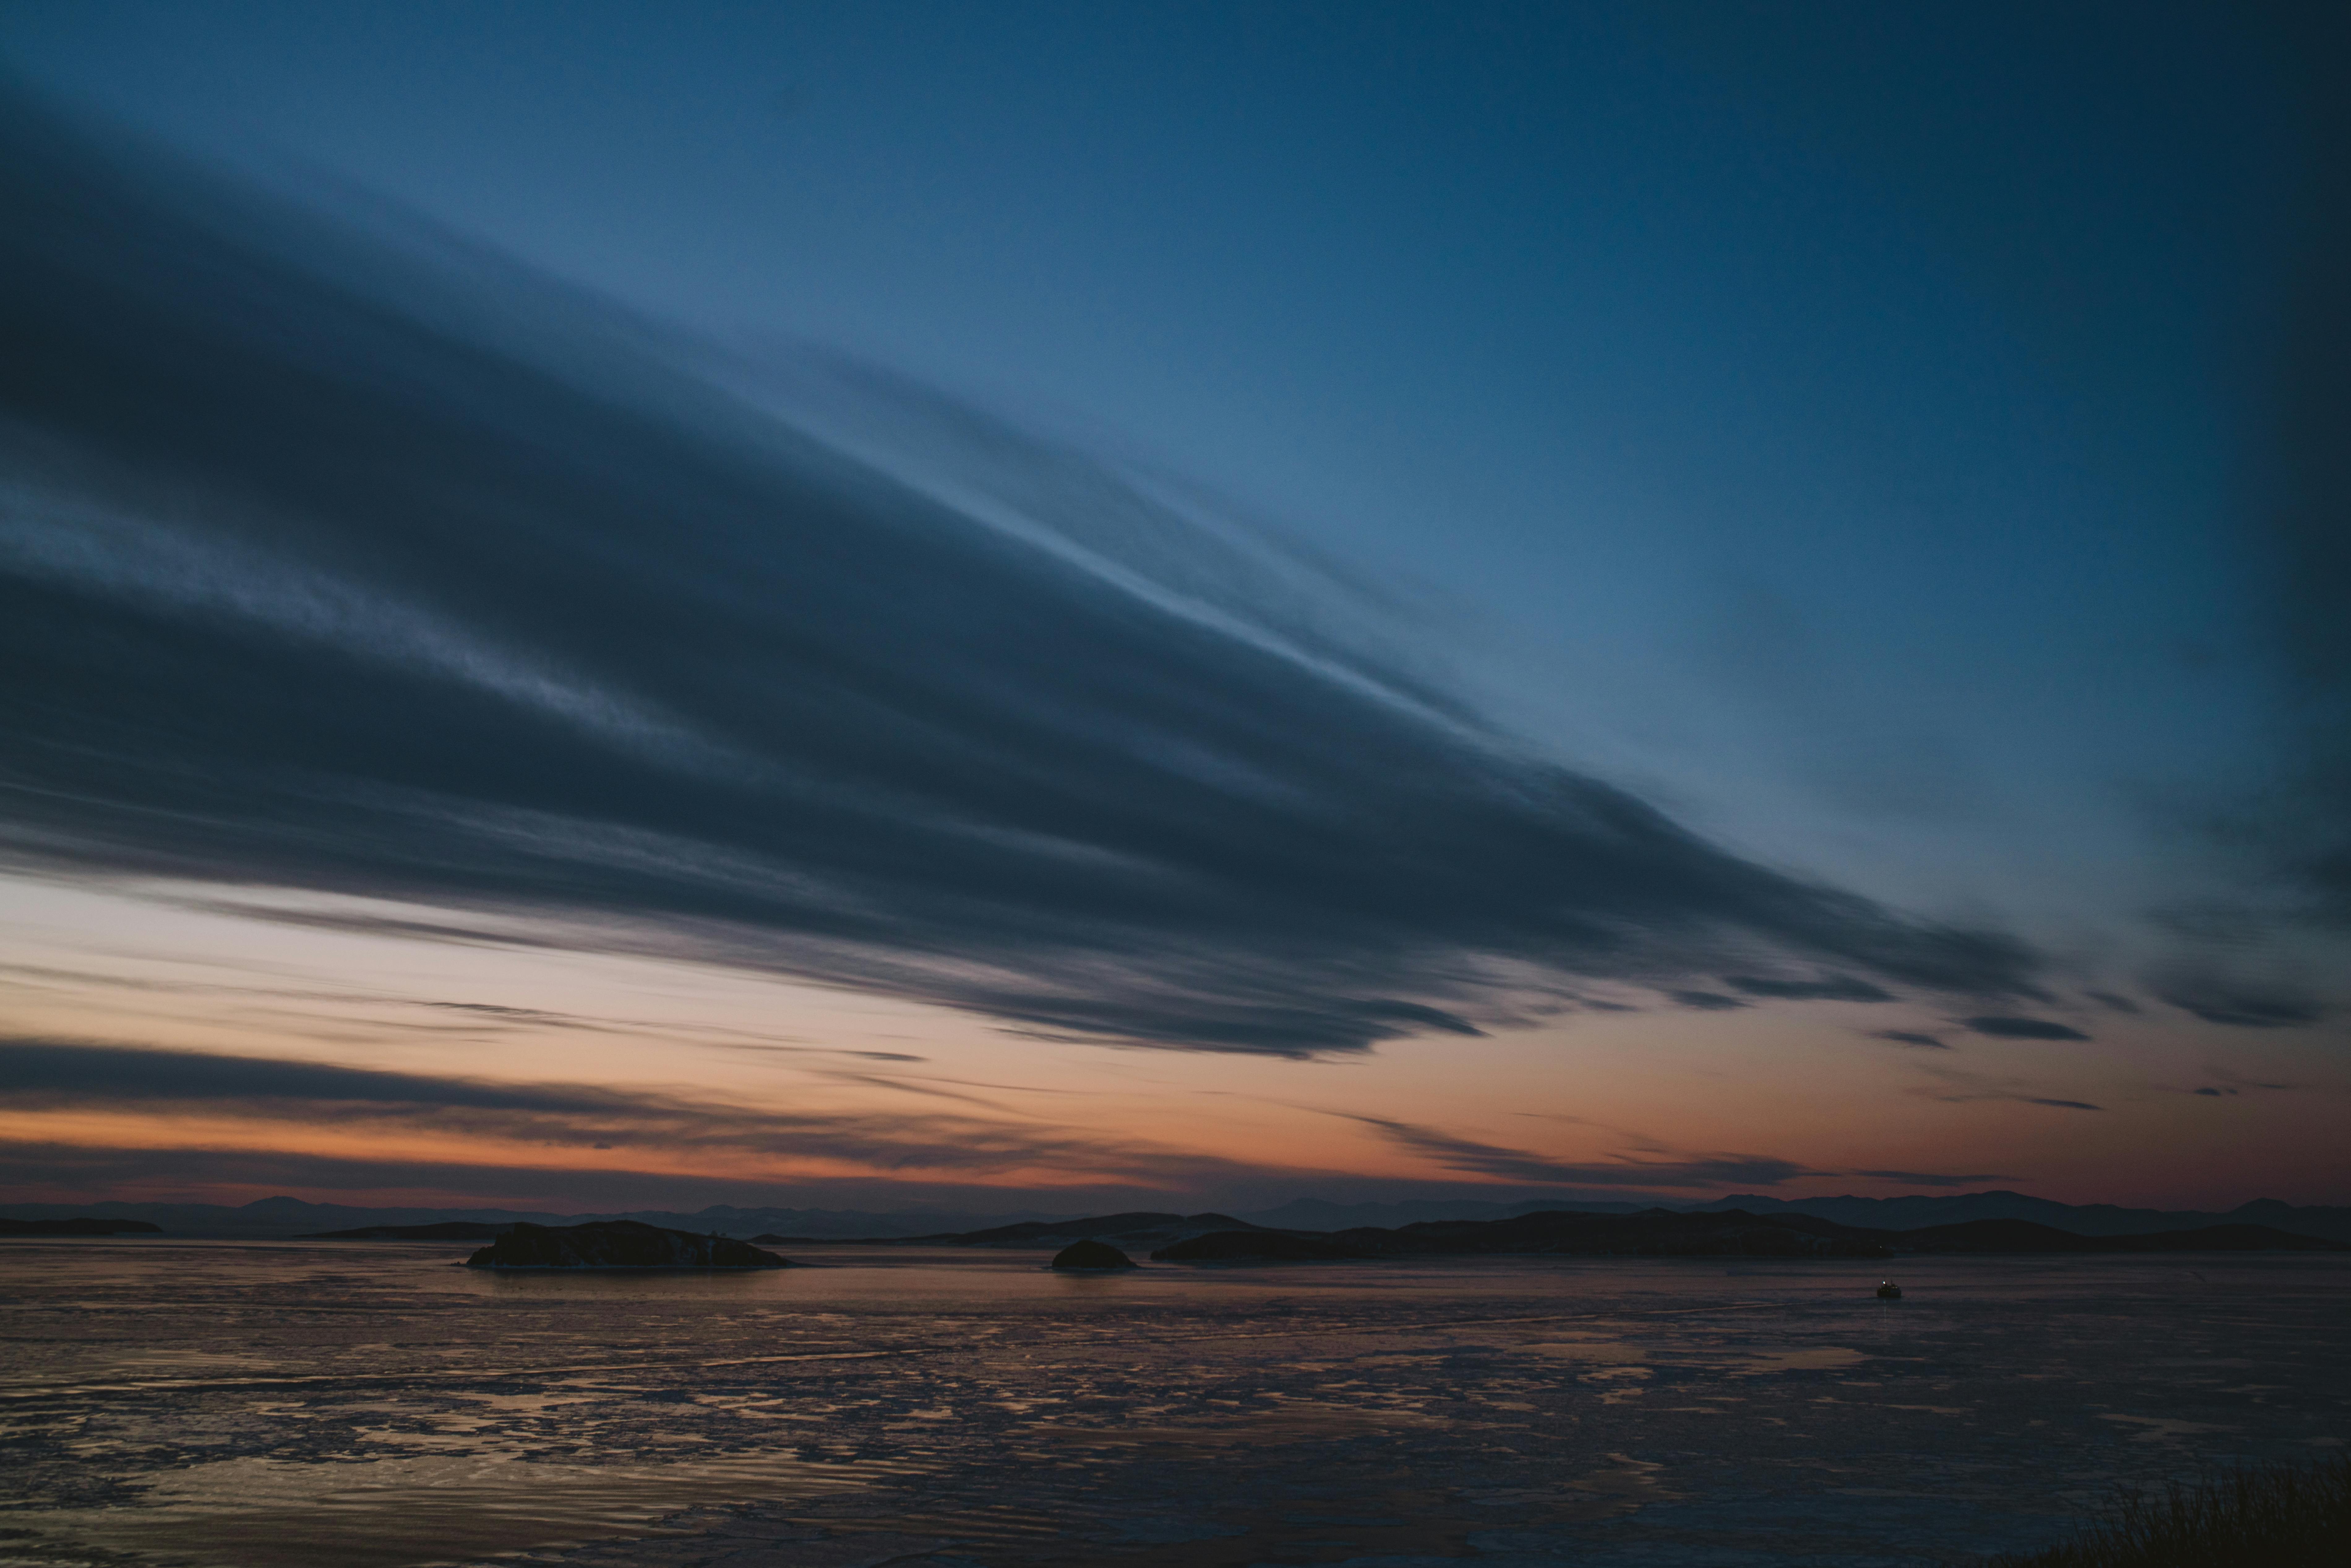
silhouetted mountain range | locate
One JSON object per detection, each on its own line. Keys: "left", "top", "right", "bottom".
{"left": 1690, "top": 1191, "right": 2351, "bottom": 1240}
{"left": 1147, "top": 1210, "right": 2344, "bottom": 1262}
{"left": 0, "top": 1216, "right": 163, "bottom": 1236}
{"left": 304, "top": 1221, "right": 513, "bottom": 1240}
{"left": 763, "top": 1210, "right": 1264, "bottom": 1250}
{"left": 5, "top": 1190, "right": 2348, "bottom": 1243}
{"left": 1241, "top": 1191, "right": 2351, "bottom": 1241}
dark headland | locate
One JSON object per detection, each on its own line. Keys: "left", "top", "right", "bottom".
{"left": 463, "top": 1220, "right": 791, "bottom": 1269}
{"left": 0, "top": 1217, "right": 163, "bottom": 1236}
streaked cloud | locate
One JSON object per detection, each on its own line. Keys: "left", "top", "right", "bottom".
{"left": 1905, "top": 1065, "right": 2104, "bottom": 1112}
{"left": 1726, "top": 974, "right": 1895, "bottom": 1003}
{"left": 1668, "top": 990, "right": 1750, "bottom": 1011}
{"left": 1348, "top": 1115, "right": 1811, "bottom": 1190}
{"left": 2149, "top": 977, "right": 2324, "bottom": 1029}
{"left": 0, "top": 86, "right": 2051, "bottom": 1059}
{"left": 1959, "top": 1016, "right": 2091, "bottom": 1042}
{"left": 0, "top": 1036, "right": 1266, "bottom": 1186}
{"left": 1844, "top": 1168, "right": 2017, "bottom": 1187}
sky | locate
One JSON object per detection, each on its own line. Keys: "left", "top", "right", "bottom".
{"left": 2, "top": 1, "right": 2346, "bottom": 1216}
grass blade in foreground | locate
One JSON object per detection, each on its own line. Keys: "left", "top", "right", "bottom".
{"left": 1987, "top": 1454, "right": 2350, "bottom": 1567}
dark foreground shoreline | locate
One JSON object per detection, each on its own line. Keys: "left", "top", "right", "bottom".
{"left": 1989, "top": 1454, "right": 2351, "bottom": 1568}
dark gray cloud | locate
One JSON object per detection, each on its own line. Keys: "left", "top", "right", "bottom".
{"left": 1905, "top": 1065, "right": 2103, "bottom": 1111}
{"left": 726, "top": 1043, "right": 929, "bottom": 1064}
{"left": 1868, "top": 1030, "right": 1950, "bottom": 1049}
{"left": 2261, "top": 4, "right": 2351, "bottom": 923}
{"left": 0, "top": 88, "right": 2045, "bottom": 1057}
{"left": 0, "top": 960, "right": 927, "bottom": 1060}
{"left": 1349, "top": 1116, "right": 1809, "bottom": 1189}
{"left": 423, "top": 1003, "right": 578, "bottom": 1023}
{"left": 1960, "top": 1016, "right": 2091, "bottom": 1041}
{"left": 1668, "top": 990, "right": 1750, "bottom": 1011}
{"left": 1726, "top": 974, "right": 1896, "bottom": 1003}
{"left": 2, "top": 1036, "right": 626, "bottom": 1115}
{"left": 0, "top": 1035, "right": 2012, "bottom": 1207}
{"left": 2197, "top": 1068, "right": 2301, "bottom": 1094}
{"left": 0, "top": 1036, "right": 1262, "bottom": 1185}
{"left": 0, "top": 1137, "right": 1209, "bottom": 1215}
{"left": 2150, "top": 978, "right": 2324, "bottom": 1029}
{"left": 1843, "top": 1168, "right": 2015, "bottom": 1186}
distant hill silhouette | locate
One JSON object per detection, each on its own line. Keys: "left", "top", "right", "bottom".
{"left": 302, "top": 1221, "right": 513, "bottom": 1240}
{"left": 1143, "top": 1209, "right": 2345, "bottom": 1263}
{"left": 9, "top": 1191, "right": 2349, "bottom": 1244}
{"left": 463, "top": 1220, "right": 791, "bottom": 1270}
{"left": 1334, "top": 1208, "right": 1898, "bottom": 1259}
{"left": 0, "top": 1217, "right": 162, "bottom": 1236}
{"left": 1695, "top": 1191, "right": 2351, "bottom": 1242}
{"left": 762, "top": 1211, "right": 1265, "bottom": 1251}
{"left": 1242, "top": 1191, "right": 2351, "bottom": 1242}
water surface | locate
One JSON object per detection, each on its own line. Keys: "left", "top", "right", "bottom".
{"left": 3, "top": 1239, "right": 2344, "bottom": 1567}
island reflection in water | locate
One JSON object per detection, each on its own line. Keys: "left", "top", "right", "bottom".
{"left": 3, "top": 1241, "right": 2345, "bottom": 1567}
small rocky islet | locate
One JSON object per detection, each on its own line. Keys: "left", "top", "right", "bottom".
{"left": 462, "top": 1219, "right": 792, "bottom": 1270}
{"left": 1048, "top": 1238, "right": 1135, "bottom": 1270}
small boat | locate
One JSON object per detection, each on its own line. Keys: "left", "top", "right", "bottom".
{"left": 1876, "top": 1281, "right": 1903, "bottom": 1300}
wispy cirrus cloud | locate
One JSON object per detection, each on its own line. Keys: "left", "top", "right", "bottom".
{"left": 1726, "top": 974, "right": 1894, "bottom": 1003}
{"left": 1346, "top": 1115, "right": 1811, "bottom": 1190}
{"left": 1668, "top": 990, "right": 1750, "bottom": 1011}
{"left": 2147, "top": 975, "right": 2324, "bottom": 1029}
{"left": 0, "top": 87, "right": 2048, "bottom": 1058}
{"left": 1843, "top": 1168, "right": 2016, "bottom": 1187}
{"left": 1903, "top": 1064, "right": 2104, "bottom": 1112}
{"left": 0, "top": 1138, "right": 1171, "bottom": 1215}
{"left": 0, "top": 959, "right": 923, "bottom": 1060}
{"left": 1959, "top": 1016, "right": 2091, "bottom": 1042}
{"left": 0, "top": 1036, "right": 1259, "bottom": 1186}
{"left": 0, "top": 1038, "right": 2033, "bottom": 1207}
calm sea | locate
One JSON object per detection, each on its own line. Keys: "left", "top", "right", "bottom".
{"left": 3, "top": 1240, "right": 2345, "bottom": 1568}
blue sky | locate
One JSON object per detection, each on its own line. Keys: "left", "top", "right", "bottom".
{"left": 10, "top": 2, "right": 2289, "bottom": 903}
{"left": 1, "top": 2, "right": 2343, "bottom": 1210}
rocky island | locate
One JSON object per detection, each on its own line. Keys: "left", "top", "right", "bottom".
{"left": 463, "top": 1219, "right": 791, "bottom": 1269}
{"left": 1049, "top": 1239, "right": 1135, "bottom": 1270}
